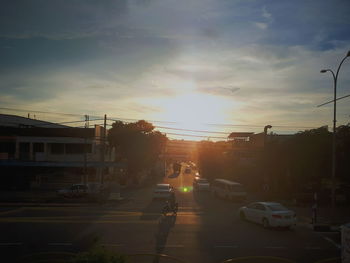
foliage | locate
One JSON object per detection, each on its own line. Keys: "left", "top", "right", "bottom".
{"left": 197, "top": 141, "right": 225, "bottom": 181}
{"left": 197, "top": 125, "right": 350, "bottom": 197}
{"left": 108, "top": 120, "right": 167, "bottom": 182}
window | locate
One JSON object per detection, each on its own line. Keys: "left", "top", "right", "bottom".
{"left": 267, "top": 204, "right": 288, "bottom": 211}
{"left": 256, "top": 204, "right": 266, "bottom": 211}
{"left": 0, "top": 142, "right": 15, "bottom": 154}
{"left": 231, "top": 185, "right": 245, "bottom": 192}
{"left": 50, "top": 143, "right": 64, "bottom": 154}
{"left": 247, "top": 203, "right": 257, "bottom": 209}
{"left": 33, "top": 143, "right": 44, "bottom": 153}
{"left": 65, "top": 143, "right": 86, "bottom": 154}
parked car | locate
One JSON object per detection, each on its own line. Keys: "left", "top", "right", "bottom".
{"left": 57, "top": 183, "right": 106, "bottom": 199}
{"left": 239, "top": 202, "right": 297, "bottom": 229}
{"left": 57, "top": 184, "right": 89, "bottom": 198}
{"left": 211, "top": 179, "right": 247, "bottom": 201}
{"left": 193, "top": 178, "right": 210, "bottom": 191}
{"left": 153, "top": 183, "right": 174, "bottom": 199}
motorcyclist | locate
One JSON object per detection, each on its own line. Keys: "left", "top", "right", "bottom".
{"left": 169, "top": 192, "right": 176, "bottom": 209}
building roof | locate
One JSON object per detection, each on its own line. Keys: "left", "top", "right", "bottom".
{"left": 0, "top": 114, "right": 67, "bottom": 128}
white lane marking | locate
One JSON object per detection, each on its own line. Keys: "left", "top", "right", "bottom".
{"left": 323, "top": 237, "right": 341, "bottom": 249}
{"left": 215, "top": 245, "right": 238, "bottom": 248}
{"left": 48, "top": 243, "right": 72, "bottom": 246}
{"left": 265, "top": 246, "right": 286, "bottom": 249}
{"left": 101, "top": 243, "right": 124, "bottom": 247}
{"left": 0, "top": 242, "right": 22, "bottom": 246}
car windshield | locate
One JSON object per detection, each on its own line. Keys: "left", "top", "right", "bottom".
{"left": 1, "top": 1, "right": 347, "bottom": 262}
{"left": 267, "top": 204, "right": 288, "bottom": 211}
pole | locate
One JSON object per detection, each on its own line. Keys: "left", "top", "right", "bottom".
{"left": 101, "top": 114, "right": 107, "bottom": 184}
{"left": 320, "top": 51, "right": 350, "bottom": 213}
{"left": 84, "top": 115, "right": 89, "bottom": 185}
{"left": 331, "top": 74, "right": 336, "bottom": 210}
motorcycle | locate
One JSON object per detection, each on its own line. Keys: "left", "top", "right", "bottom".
{"left": 162, "top": 201, "right": 178, "bottom": 216}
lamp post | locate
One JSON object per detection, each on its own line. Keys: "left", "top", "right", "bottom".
{"left": 263, "top": 125, "right": 272, "bottom": 195}
{"left": 320, "top": 50, "right": 350, "bottom": 210}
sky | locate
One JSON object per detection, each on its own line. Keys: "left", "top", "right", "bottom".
{"left": 1, "top": 0, "right": 350, "bottom": 139}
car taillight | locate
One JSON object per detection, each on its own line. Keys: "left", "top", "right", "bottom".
{"left": 272, "top": 214, "right": 282, "bottom": 219}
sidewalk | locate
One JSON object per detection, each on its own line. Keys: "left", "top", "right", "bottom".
{"left": 290, "top": 205, "right": 350, "bottom": 227}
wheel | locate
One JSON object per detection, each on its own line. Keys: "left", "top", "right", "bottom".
{"left": 240, "top": 211, "right": 246, "bottom": 221}
{"left": 262, "top": 218, "right": 270, "bottom": 228}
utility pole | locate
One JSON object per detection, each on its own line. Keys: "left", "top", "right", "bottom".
{"left": 100, "top": 114, "right": 107, "bottom": 184}
{"left": 83, "top": 115, "right": 89, "bottom": 185}
{"left": 263, "top": 125, "right": 272, "bottom": 196}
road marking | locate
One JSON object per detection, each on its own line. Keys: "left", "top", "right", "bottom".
{"left": 0, "top": 242, "right": 22, "bottom": 246}
{"left": 265, "top": 246, "right": 286, "bottom": 249}
{"left": 323, "top": 237, "right": 341, "bottom": 249}
{"left": 0, "top": 208, "right": 24, "bottom": 216}
{"left": 215, "top": 245, "right": 238, "bottom": 248}
{"left": 101, "top": 243, "right": 124, "bottom": 247}
{"left": 48, "top": 243, "right": 72, "bottom": 246}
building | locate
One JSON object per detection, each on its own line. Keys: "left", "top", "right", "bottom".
{"left": 0, "top": 114, "right": 122, "bottom": 190}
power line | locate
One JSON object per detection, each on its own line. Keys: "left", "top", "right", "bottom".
{"left": 155, "top": 126, "right": 231, "bottom": 134}
{"left": 0, "top": 107, "right": 93, "bottom": 117}
{"left": 164, "top": 132, "right": 228, "bottom": 139}
{"left": 1, "top": 106, "right": 320, "bottom": 130}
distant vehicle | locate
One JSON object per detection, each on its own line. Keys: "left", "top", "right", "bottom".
{"left": 57, "top": 183, "right": 105, "bottom": 198}
{"left": 239, "top": 202, "right": 297, "bottom": 229}
{"left": 210, "top": 179, "right": 247, "bottom": 201}
{"left": 193, "top": 178, "right": 210, "bottom": 191}
{"left": 153, "top": 184, "right": 174, "bottom": 199}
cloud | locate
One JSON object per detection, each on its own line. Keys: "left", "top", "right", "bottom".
{"left": 0, "top": 0, "right": 350, "bottom": 131}
{"left": 262, "top": 6, "right": 272, "bottom": 19}
{"left": 254, "top": 22, "right": 268, "bottom": 30}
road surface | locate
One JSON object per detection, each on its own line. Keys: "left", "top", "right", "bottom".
{"left": 0, "top": 164, "right": 341, "bottom": 262}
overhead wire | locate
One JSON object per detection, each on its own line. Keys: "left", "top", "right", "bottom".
{"left": 1, "top": 107, "right": 321, "bottom": 132}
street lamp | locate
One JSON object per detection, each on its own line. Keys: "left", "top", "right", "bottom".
{"left": 320, "top": 50, "right": 350, "bottom": 210}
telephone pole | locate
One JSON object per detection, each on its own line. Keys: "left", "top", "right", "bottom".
{"left": 83, "top": 115, "right": 89, "bottom": 184}
{"left": 100, "top": 114, "right": 107, "bottom": 184}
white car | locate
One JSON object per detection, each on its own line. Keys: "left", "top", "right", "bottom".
{"left": 238, "top": 202, "right": 297, "bottom": 228}
{"left": 153, "top": 184, "right": 174, "bottom": 199}
{"left": 193, "top": 178, "right": 210, "bottom": 191}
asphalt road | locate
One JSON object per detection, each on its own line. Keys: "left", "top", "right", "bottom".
{"left": 0, "top": 164, "right": 341, "bottom": 263}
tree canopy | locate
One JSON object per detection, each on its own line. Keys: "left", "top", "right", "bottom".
{"left": 108, "top": 120, "right": 167, "bottom": 181}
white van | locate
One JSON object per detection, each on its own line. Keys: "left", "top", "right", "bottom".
{"left": 211, "top": 179, "right": 247, "bottom": 201}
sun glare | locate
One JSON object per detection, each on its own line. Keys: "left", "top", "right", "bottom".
{"left": 153, "top": 92, "right": 231, "bottom": 131}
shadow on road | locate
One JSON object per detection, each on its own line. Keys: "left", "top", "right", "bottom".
{"left": 140, "top": 199, "right": 166, "bottom": 221}
{"left": 154, "top": 214, "right": 177, "bottom": 256}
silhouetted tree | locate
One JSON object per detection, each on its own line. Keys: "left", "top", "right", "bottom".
{"left": 108, "top": 120, "right": 167, "bottom": 183}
